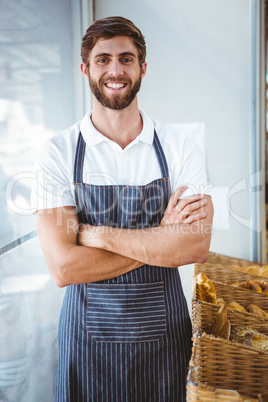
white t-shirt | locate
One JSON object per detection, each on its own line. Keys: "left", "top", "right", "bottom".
{"left": 31, "top": 109, "right": 209, "bottom": 212}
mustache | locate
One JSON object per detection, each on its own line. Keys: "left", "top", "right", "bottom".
{"left": 102, "top": 77, "right": 131, "bottom": 83}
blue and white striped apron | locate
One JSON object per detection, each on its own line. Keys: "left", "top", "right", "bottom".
{"left": 55, "top": 130, "right": 192, "bottom": 402}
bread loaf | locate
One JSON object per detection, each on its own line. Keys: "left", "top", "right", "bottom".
{"left": 217, "top": 320, "right": 231, "bottom": 340}
{"left": 231, "top": 279, "right": 268, "bottom": 294}
{"left": 216, "top": 297, "right": 226, "bottom": 306}
{"left": 196, "top": 273, "right": 217, "bottom": 304}
{"left": 262, "top": 283, "right": 268, "bottom": 295}
{"left": 228, "top": 301, "right": 247, "bottom": 313}
{"left": 209, "top": 305, "right": 230, "bottom": 340}
{"left": 237, "top": 280, "right": 263, "bottom": 293}
{"left": 230, "top": 327, "right": 268, "bottom": 351}
{"left": 209, "top": 306, "right": 268, "bottom": 349}
{"left": 247, "top": 304, "right": 268, "bottom": 319}
{"left": 233, "top": 264, "right": 268, "bottom": 279}
{"left": 216, "top": 298, "right": 248, "bottom": 314}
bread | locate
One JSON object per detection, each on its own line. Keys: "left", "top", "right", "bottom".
{"left": 216, "top": 297, "right": 226, "bottom": 306}
{"left": 217, "top": 298, "right": 247, "bottom": 313}
{"left": 247, "top": 304, "right": 268, "bottom": 319}
{"left": 228, "top": 301, "right": 247, "bottom": 313}
{"left": 217, "top": 320, "right": 231, "bottom": 340}
{"left": 230, "top": 279, "right": 268, "bottom": 294}
{"left": 236, "top": 280, "right": 263, "bottom": 293}
{"left": 196, "top": 273, "right": 217, "bottom": 304}
{"left": 230, "top": 327, "right": 268, "bottom": 351}
{"left": 243, "top": 265, "right": 264, "bottom": 275}
{"left": 209, "top": 305, "right": 230, "bottom": 340}
{"left": 260, "top": 265, "right": 268, "bottom": 278}
{"left": 262, "top": 283, "right": 268, "bottom": 295}
{"left": 209, "top": 306, "right": 268, "bottom": 348}
{"left": 232, "top": 264, "right": 268, "bottom": 279}
{"left": 210, "top": 305, "right": 227, "bottom": 335}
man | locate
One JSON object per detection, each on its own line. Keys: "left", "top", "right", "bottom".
{"left": 33, "top": 16, "right": 213, "bottom": 402}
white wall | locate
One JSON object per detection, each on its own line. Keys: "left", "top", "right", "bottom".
{"left": 95, "top": 0, "right": 258, "bottom": 261}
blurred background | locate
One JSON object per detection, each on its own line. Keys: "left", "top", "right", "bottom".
{"left": 0, "top": 0, "right": 267, "bottom": 400}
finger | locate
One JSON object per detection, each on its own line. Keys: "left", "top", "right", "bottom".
{"left": 179, "top": 198, "right": 207, "bottom": 214}
{"left": 175, "top": 193, "right": 205, "bottom": 212}
{"left": 166, "top": 206, "right": 189, "bottom": 222}
{"left": 184, "top": 211, "right": 206, "bottom": 224}
{"left": 165, "top": 186, "right": 188, "bottom": 213}
{"left": 78, "top": 224, "right": 87, "bottom": 233}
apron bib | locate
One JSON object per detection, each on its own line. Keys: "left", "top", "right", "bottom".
{"left": 55, "top": 131, "right": 192, "bottom": 402}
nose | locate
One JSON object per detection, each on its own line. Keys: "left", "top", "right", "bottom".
{"left": 108, "top": 59, "right": 123, "bottom": 76}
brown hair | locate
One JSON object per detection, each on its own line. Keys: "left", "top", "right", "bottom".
{"left": 81, "top": 16, "right": 146, "bottom": 66}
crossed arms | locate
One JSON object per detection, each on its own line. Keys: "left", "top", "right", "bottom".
{"left": 36, "top": 186, "right": 213, "bottom": 287}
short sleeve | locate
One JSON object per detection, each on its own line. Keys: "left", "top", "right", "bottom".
{"left": 172, "top": 136, "right": 210, "bottom": 197}
{"left": 31, "top": 140, "right": 76, "bottom": 213}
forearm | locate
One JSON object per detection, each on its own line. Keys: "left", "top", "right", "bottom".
{"left": 52, "top": 245, "right": 142, "bottom": 286}
{"left": 80, "top": 221, "right": 212, "bottom": 268}
{"left": 79, "top": 195, "right": 214, "bottom": 268}
{"left": 35, "top": 207, "right": 142, "bottom": 287}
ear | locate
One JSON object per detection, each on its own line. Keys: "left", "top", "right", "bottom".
{"left": 141, "top": 62, "right": 147, "bottom": 79}
{"left": 80, "top": 63, "right": 89, "bottom": 79}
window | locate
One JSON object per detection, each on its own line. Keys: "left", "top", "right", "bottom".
{"left": 0, "top": 1, "right": 87, "bottom": 400}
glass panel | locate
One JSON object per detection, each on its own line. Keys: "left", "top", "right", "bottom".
{"left": 265, "top": 3, "right": 268, "bottom": 262}
{"left": 0, "top": 0, "right": 76, "bottom": 249}
{"left": 0, "top": 237, "right": 65, "bottom": 401}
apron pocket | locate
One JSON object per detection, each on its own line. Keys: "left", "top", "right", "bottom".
{"left": 87, "top": 281, "right": 167, "bottom": 343}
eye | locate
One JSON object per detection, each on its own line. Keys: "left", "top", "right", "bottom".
{"left": 97, "top": 58, "right": 109, "bottom": 64}
{"left": 121, "top": 57, "right": 133, "bottom": 64}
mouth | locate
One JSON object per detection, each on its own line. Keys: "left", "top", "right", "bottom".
{"left": 104, "top": 82, "right": 127, "bottom": 90}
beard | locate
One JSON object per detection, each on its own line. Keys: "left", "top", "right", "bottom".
{"left": 89, "top": 73, "right": 142, "bottom": 110}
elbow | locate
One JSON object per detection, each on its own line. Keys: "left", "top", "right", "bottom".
{"left": 48, "top": 260, "right": 70, "bottom": 288}
{"left": 194, "top": 198, "right": 213, "bottom": 264}
{"left": 52, "top": 271, "right": 68, "bottom": 288}
{"left": 162, "top": 240, "right": 210, "bottom": 268}
{"left": 53, "top": 275, "right": 68, "bottom": 288}
{"left": 194, "top": 236, "right": 211, "bottom": 264}
{"left": 195, "top": 249, "right": 209, "bottom": 264}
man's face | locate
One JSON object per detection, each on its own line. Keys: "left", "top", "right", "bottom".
{"left": 84, "top": 36, "right": 147, "bottom": 110}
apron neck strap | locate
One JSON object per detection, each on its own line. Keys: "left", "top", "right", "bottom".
{"left": 152, "top": 130, "right": 169, "bottom": 179}
{"left": 74, "top": 129, "right": 170, "bottom": 183}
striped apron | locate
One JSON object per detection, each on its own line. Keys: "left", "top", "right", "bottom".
{"left": 55, "top": 130, "right": 192, "bottom": 402}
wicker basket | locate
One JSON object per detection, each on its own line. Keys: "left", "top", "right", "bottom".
{"left": 194, "top": 263, "right": 266, "bottom": 284}
{"left": 187, "top": 333, "right": 268, "bottom": 401}
{"left": 191, "top": 299, "right": 268, "bottom": 338}
{"left": 193, "top": 278, "right": 268, "bottom": 311}
{"left": 187, "top": 368, "right": 260, "bottom": 401}
{"left": 207, "top": 252, "right": 261, "bottom": 267}
{"left": 207, "top": 253, "right": 268, "bottom": 279}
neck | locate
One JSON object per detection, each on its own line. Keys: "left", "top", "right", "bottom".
{"left": 91, "top": 98, "right": 143, "bottom": 149}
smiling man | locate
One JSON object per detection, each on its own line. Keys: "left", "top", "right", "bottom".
{"left": 85, "top": 36, "right": 144, "bottom": 111}
{"left": 33, "top": 16, "right": 213, "bottom": 402}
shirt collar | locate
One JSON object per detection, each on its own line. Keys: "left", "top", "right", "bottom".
{"left": 80, "top": 109, "right": 154, "bottom": 147}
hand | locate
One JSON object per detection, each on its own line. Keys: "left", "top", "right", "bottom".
{"left": 160, "top": 186, "right": 207, "bottom": 225}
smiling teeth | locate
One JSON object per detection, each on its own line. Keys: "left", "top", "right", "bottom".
{"left": 106, "top": 83, "right": 125, "bottom": 89}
